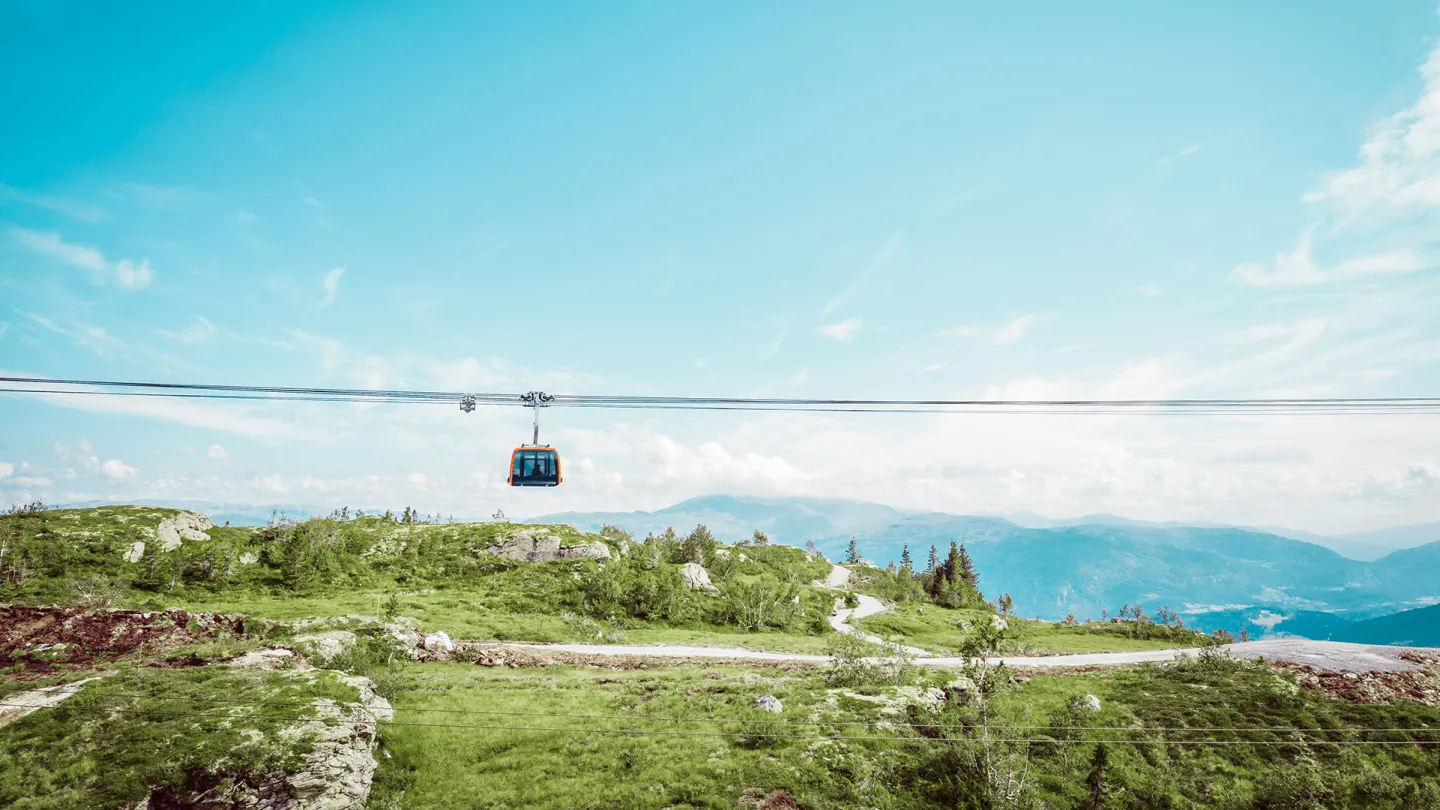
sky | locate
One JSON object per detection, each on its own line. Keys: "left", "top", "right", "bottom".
{"left": 2, "top": 1, "right": 1440, "bottom": 533}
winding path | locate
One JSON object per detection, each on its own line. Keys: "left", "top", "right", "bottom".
{"left": 502, "top": 565, "right": 1437, "bottom": 674}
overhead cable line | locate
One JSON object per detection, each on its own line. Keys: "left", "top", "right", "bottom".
{"left": 4, "top": 702, "right": 1436, "bottom": 746}
{"left": 75, "top": 691, "right": 1440, "bottom": 735}
{"left": 4, "top": 376, "right": 1439, "bottom": 415}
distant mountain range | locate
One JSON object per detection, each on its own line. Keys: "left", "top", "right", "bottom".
{"left": 531, "top": 494, "right": 1440, "bottom": 628}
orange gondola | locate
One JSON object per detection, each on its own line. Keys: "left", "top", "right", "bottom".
{"left": 508, "top": 392, "right": 562, "bottom": 487}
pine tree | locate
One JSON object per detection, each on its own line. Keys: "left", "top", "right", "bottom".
{"left": 1086, "top": 743, "right": 1109, "bottom": 809}
{"left": 844, "top": 537, "right": 860, "bottom": 564}
{"left": 943, "top": 541, "right": 961, "bottom": 583}
{"left": 957, "top": 543, "right": 977, "bottom": 585}
{"left": 899, "top": 545, "right": 913, "bottom": 572}
{"left": 926, "top": 545, "right": 939, "bottom": 574}
{"left": 805, "top": 538, "right": 819, "bottom": 557}
{"left": 752, "top": 530, "right": 770, "bottom": 546}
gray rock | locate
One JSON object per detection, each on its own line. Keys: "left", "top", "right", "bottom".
{"left": 283, "top": 673, "right": 393, "bottom": 809}
{"left": 559, "top": 542, "right": 612, "bottom": 560}
{"left": 153, "top": 511, "right": 213, "bottom": 552}
{"left": 992, "top": 616, "right": 1008, "bottom": 631}
{"left": 423, "top": 631, "right": 455, "bottom": 657}
{"left": 752, "top": 695, "right": 783, "bottom": 713}
{"left": 122, "top": 541, "right": 145, "bottom": 563}
{"left": 294, "top": 630, "right": 357, "bottom": 665}
{"left": 486, "top": 530, "right": 562, "bottom": 562}
{"left": 227, "top": 648, "right": 300, "bottom": 671}
{"left": 679, "top": 562, "right": 718, "bottom": 593}
{"left": 1079, "top": 694, "right": 1101, "bottom": 711}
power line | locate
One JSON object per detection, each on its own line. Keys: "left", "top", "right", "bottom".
{"left": 4, "top": 376, "right": 1440, "bottom": 415}
{"left": 5, "top": 701, "right": 1435, "bottom": 746}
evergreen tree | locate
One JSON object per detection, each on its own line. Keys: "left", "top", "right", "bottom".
{"left": 805, "top": 538, "right": 819, "bottom": 557}
{"left": 844, "top": 537, "right": 861, "bottom": 564}
{"left": 899, "top": 545, "right": 913, "bottom": 572}
{"left": 957, "top": 543, "right": 977, "bottom": 585}
{"left": 752, "top": 529, "right": 770, "bottom": 546}
{"left": 1086, "top": 743, "right": 1109, "bottom": 809}
{"left": 926, "top": 545, "right": 939, "bottom": 574}
{"left": 943, "top": 541, "right": 962, "bottom": 583}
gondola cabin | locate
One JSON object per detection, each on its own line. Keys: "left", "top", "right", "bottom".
{"left": 509, "top": 446, "right": 562, "bottom": 487}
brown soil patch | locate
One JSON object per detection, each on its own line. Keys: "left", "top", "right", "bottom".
{"left": 0, "top": 604, "right": 250, "bottom": 669}
{"left": 1281, "top": 651, "right": 1440, "bottom": 707}
{"left": 740, "top": 788, "right": 804, "bottom": 809}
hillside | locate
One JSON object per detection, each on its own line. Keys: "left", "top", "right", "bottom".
{"left": 4, "top": 504, "right": 1440, "bottom": 808}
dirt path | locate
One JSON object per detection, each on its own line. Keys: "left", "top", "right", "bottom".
{"left": 497, "top": 639, "right": 1434, "bottom": 673}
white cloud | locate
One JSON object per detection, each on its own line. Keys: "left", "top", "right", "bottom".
{"left": 937, "top": 325, "right": 983, "bottom": 339}
{"left": 9, "top": 226, "right": 155, "bottom": 290}
{"left": 1134, "top": 283, "right": 1164, "bottom": 297}
{"left": 10, "top": 226, "right": 107, "bottom": 273}
{"left": 992, "top": 314, "right": 1036, "bottom": 344}
{"left": 1235, "top": 226, "right": 1432, "bottom": 286}
{"left": 11, "top": 476, "right": 52, "bottom": 487}
{"left": 0, "top": 184, "right": 107, "bottom": 222}
{"left": 113, "top": 259, "right": 154, "bottom": 290}
{"left": 157, "top": 316, "right": 216, "bottom": 344}
{"left": 407, "top": 472, "right": 429, "bottom": 487}
{"left": 1304, "top": 44, "right": 1440, "bottom": 220}
{"left": 208, "top": 444, "right": 229, "bottom": 460}
{"left": 1157, "top": 144, "right": 1203, "bottom": 166}
{"left": 823, "top": 232, "right": 901, "bottom": 315}
{"left": 27, "top": 389, "right": 322, "bottom": 442}
{"left": 819, "top": 317, "right": 863, "bottom": 342}
{"left": 100, "top": 459, "right": 137, "bottom": 479}
{"left": 318, "top": 267, "right": 346, "bottom": 308}
{"left": 0, "top": 462, "right": 12, "bottom": 478}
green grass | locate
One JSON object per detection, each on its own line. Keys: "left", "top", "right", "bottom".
{"left": 0, "top": 665, "right": 363, "bottom": 809}
{"left": 855, "top": 601, "right": 1212, "bottom": 655}
{"left": 373, "top": 662, "right": 915, "bottom": 810}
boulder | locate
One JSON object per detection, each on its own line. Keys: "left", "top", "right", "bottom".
{"left": 123, "top": 541, "right": 145, "bottom": 563}
{"left": 679, "top": 562, "right": 718, "bottom": 593}
{"left": 992, "top": 616, "right": 1008, "bottom": 631}
{"left": 752, "top": 695, "right": 783, "bottom": 713}
{"left": 486, "top": 530, "right": 563, "bottom": 562}
{"left": 228, "top": 648, "right": 299, "bottom": 671}
{"left": 294, "top": 630, "right": 357, "bottom": 665}
{"left": 423, "top": 631, "right": 456, "bottom": 657}
{"left": 560, "top": 542, "right": 612, "bottom": 560}
{"left": 284, "top": 674, "right": 394, "bottom": 810}
{"left": 1078, "top": 694, "right": 1101, "bottom": 711}
{"left": 153, "top": 511, "right": 213, "bottom": 552}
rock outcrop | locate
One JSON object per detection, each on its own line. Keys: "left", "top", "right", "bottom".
{"left": 485, "top": 530, "right": 612, "bottom": 562}
{"left": 153, "top": 511, "right": 214, "bottom": 552}
{"left": 679, "top": 562, "right": 718, "bottom": 593}
{"left": 284, "top": 674, "right": 393, "bottom": 809}
{"left": 752, "top": 695, "right": 783, "bottom": 713}
{"left": 293, "top": 630, "right": 357, "bottom": 665}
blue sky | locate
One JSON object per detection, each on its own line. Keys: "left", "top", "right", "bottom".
{"left": 3, "top": 1, "right": 1440, "bottom": 531}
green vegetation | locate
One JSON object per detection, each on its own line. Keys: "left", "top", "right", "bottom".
{"left": 0, "top": 506, "right": 835, "bottom": 650}
{"left": 0, "top": 666, "right": 364, "bottom": 809}
{"left": 368, "top": 645, "right": 1440, "bottom": 809}
{"left": 857, "top": 601, "right": 1216, "bottom": 656}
